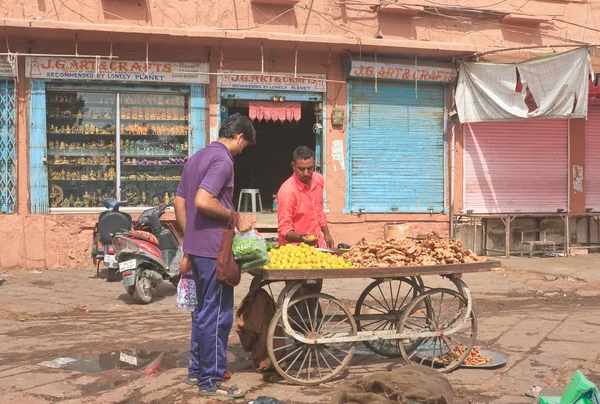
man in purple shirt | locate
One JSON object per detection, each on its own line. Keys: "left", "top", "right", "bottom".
{"left": 173, "top": 113, "right": 255, "bottom": 399}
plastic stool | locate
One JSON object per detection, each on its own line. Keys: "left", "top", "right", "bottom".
{"left": 238, "top": 189, "right": 263, "bottom": 213}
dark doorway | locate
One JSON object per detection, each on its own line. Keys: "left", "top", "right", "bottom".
{"left": 228, "top": 102, "right": 318, "bottom": 211}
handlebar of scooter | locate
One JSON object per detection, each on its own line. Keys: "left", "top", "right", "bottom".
{"left": 132, "top": 203, "right": 172, "bottom": 230}
{"left": 159, "top": 202, "right": 172, "bottom": 216}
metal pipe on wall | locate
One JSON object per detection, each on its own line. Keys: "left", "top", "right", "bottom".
{"left": 450, "top": 119, "right": 456, "bottom": 238}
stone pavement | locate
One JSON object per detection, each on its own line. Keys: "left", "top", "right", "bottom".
{"left": 2, "top": 255, "right": 600, "bottom": 403}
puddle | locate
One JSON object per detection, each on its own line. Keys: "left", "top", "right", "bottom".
{"left": 43, "top": 349, "right": 190, "bottom": 373}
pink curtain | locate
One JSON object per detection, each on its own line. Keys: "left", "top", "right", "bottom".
{"left": 248, "top": 101, "right": 302, "bottom": 122}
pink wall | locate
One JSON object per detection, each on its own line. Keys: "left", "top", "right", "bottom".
{"left": 2, "top": 0, "right": 599, "bottom": 58}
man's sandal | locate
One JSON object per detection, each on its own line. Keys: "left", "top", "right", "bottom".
{"left": 198, "top": 381, "right": 244, "bottom": 398}
{"left": 185, "top": 371, "right": 231, "bottom": 385}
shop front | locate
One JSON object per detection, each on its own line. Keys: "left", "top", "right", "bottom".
{"left": 26, "top": 57, "right": 209, "bottom": 213}
{"left": 586, "top": 74, "right": 600, "bottom": 211}
{"left": 346, "top": 59, "right": 455, "bottom": 213}
{"left": 464, "top": 120, "right": 569, "bottom": 214}
{"left": 216, "top": 71, "right": 327, "bottom": 213}
{"left": 0, "top": 56, "right": 17, "bottom": 214}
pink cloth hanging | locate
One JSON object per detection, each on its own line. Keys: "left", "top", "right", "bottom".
{"left": 248, "top": 101, "right": 301, "bottom": 122}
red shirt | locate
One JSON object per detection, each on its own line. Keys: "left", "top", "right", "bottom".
{"left": 277, "top": 173, "right": 327, "bottom": 248}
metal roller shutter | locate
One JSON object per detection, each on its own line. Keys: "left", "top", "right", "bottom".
{"left": 586, "top": 106, "right": 600, "bottom": 210}
{"left": 464, "top": 120, "right": 568, "bottom": 213}
{"left": 348, "top": 81, "right": 445, "bottom": 213}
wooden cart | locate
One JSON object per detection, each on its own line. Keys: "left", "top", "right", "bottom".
{"left": 247, "top": 260, "right": 500, "bottom": 385}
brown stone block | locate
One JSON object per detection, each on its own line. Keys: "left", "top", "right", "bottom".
{"left": 44, "top": 217, "right": 60, "bottom": 269}
{"left": 24, "top": 215, "right": 46, "bottom": 269}
{"left": 0, "top": 216, "right": 26, "bottom": 269}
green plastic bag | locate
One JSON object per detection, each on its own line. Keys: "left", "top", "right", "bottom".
{"left": 539, "top": 371, "right": 600, "bottom": 404}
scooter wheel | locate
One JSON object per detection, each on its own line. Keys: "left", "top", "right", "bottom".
{"left": 133, "top": 272, "right": 154, "bottom": 304}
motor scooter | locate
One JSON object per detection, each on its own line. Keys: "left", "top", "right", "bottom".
{"left": 112, "top": 203, "right": 182, "bottom": 304}
{"left": 91, "top": 199, "right": 132, "bottom": 282}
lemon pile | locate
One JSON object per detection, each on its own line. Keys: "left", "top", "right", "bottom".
{"left": 265, "top": 243, "right": 354, "bottom": 270}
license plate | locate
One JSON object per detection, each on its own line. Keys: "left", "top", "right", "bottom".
{"left": 119, "top": 259, "right": 136, "bottom": 272}
{"left": 104, "top": 255, "right": 116, "bottom": 264}
{"left": 119, "top": 352, "right": 138, "bottom": 366}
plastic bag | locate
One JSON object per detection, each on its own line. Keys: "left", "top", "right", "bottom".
{"left": 232, "top": 230, "right": 268, "bottom": 261}
{"left": 538, "top": 370, "right": 600, "bottom": 404}
{"left": 251, "top": 397, "right": 285, "bottom": 404}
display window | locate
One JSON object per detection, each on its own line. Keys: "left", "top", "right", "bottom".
{"left": 46, "top": 90, "right": 189, "bottom": 209}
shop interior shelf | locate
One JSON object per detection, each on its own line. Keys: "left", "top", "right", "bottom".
{"left": 120, "top": 119, "right": 187, "bottom": 123}
{"left": 121, "top": 178, "right": 180, "bottom": 182}
{"left": 46, "top": 132, "right": 186, "bottom": 137}
{"left": 48, "top": 163, "right": 113, "bottom": 167}
{"left": 121, "top": 151, "right": 187, "bottom": 157}
{"left": 121, "top": 103, "right": 187, "bottom": 108}
{"left": 47, "top": 132, "right": 116, "bottom": 136}
{"left": 121, "top": 164, "right": 185, "bottom": 168}
{"left": 47, "top": 117, "right": 116, "bottom": 122}
{"left": 121, "top": 133, "right": 188, "bottom": 137}
{"left": 47, "top": 101, "right": 116, "bottom": 108}
{"left": 47, "top": 149, "right": 115, "bottom": 156}
{"left": 50, "top": 179, "right": 115, "bottom": 182}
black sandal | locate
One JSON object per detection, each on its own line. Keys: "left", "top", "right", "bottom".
{"left": 185, "top": 377, "right": 199, "bottom": 386}
{"left": 198, "top": 382, "right": 245, "bottom": 398}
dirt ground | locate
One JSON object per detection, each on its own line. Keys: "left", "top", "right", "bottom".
{"left": 2, "top": 255, "right": 600, "bottom": 403}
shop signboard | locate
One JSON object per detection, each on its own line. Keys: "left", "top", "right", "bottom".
{"left": 350, "top": 60, "right": 456, "bottom": 83}
{"left": 25, "top": 57, "right": 209, "bottom": 84}
{"left": 0, "top": 56, "right": 16, "bottom": 77}
{"left": 217, "top": 71, "right": 326, "bottom": 92}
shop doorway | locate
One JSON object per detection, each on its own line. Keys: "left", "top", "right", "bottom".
{"left": 223, "top": 100, "right": 321, "bottom": 212}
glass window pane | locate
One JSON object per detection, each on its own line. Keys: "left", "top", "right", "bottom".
{"left": 46, "top": 91, "right": 117, "bottom": 208}
{"left": 119, "top": 93, "right": 188, "bottom": 207}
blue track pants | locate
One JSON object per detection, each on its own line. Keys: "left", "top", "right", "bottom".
{"left": 187, "top": 255, "right": 234, "bottom": 390}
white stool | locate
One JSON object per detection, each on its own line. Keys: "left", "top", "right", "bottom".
{"left": 238, "top": 189, "right": 263, "bottom": 213}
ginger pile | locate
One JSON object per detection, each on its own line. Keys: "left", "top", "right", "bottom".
{"left": 342, "top": 237, "right": 485, "bottom": 268}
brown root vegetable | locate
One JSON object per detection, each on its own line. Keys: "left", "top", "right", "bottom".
{"left": 343, "top": 236, "right": 486, "bottom": 268}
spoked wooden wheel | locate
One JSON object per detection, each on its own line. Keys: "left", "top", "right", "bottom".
{"left": 267, "top": 293, "right": 357, "bottom": 385}
{"left": 354, "top": 277, "right": 426, "bottom": 357}
{"left": 398, "top": 288, "right": 477, "bottom": 373}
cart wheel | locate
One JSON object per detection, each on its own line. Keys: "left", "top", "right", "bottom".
{"left": 355, "top": 277, "right": 426, "bottom": 357}
{"left": 398, "top": 288, "right": 477, "bottom": 373}
{"left": 267, "top": 293, "right": 357, "bottom": 385}
{"left": 412, "top": 276, "right": 425, "bottom": 291}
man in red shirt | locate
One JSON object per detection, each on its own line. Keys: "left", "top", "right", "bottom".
{"left": 277, "top": 146, "right": 334, "bottom": 249}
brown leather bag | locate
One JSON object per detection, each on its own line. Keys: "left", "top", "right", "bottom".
{"left": 216, "top": 211, "right": 241, "bottom": 287}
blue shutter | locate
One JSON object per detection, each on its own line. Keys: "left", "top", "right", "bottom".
{"left": 29, "top": 80, "right": 48, "bottom": 213}
{"left": 347, "top": 80, "right": 445, "bottom": 213}
{"left": 0, "top": 79, "right": 16, "bottom": 213}
{"left": 189, "top": 84, "right": 207, "bottom": 154}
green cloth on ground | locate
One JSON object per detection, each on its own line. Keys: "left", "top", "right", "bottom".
{"left": 539, "top": 370, "right": 600, "bottom": 404}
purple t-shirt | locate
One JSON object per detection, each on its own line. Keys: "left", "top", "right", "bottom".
{"left": 176, "top": 141, "right": 234, "bottom": 258}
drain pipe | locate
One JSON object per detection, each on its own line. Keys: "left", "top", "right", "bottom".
{"left": 449, "top": 116, "right": 457, "bottom": 238}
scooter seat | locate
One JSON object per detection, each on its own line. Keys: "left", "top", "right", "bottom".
{"left": 128, "top": 230, "right": 159, "bottom": 246}
{"left": 104, "top": 198, "right": 128, "bottom": 210}
{"left": 98, "top": 211, "right": 133, "bottom": 243}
